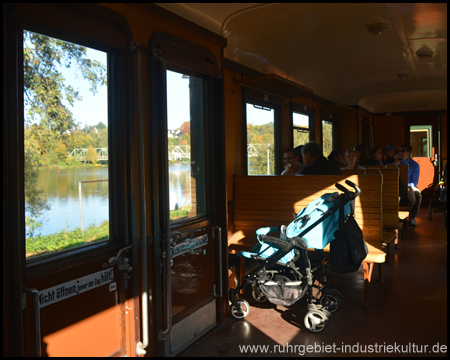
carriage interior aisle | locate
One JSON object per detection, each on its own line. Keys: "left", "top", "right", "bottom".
{"left": 180, "top": 207, "right": 447, "bottom": 357}
{"left": 3, "top": 3, "right": 447, "bottom": 357}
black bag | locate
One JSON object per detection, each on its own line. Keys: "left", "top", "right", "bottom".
{"left": 330, "top": 215, "right": 368, "bottom": 273}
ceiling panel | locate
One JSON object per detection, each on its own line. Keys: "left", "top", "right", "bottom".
{"left": 156, "top": 3, "right": 447, "bottom": 113}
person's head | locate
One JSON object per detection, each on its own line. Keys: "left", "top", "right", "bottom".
{"left": 302, "top": 142, "right": 323, "bottom": 165}
{"left": 385, "top": 144, "right": 395, "bottom": 159}
{"left": 399, "top": 144, "right": 413, "bottom": 161}
{"left": 282, "top": 148, "right": 300, "bottom": 171}
{"left": 371, "top": 146, "right": 384, "bottom": 162}
{"left": 353, "top": 144, "right": 369, "bottom": 161}
{"left": 328, "top": 150, "right": 344, "bottom": 164}
{"left": 344, "top": 149, "right": 358, "bottom": 168}
{"left": 293, "top": 145, "right": 304, "bottom": 163}
{"left": 394, "top": 152, "right": 402, "bottom": 165}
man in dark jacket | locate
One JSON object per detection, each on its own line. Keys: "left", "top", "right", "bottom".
{"left": 301, "top": 142, "right": 342, "bottom": 175}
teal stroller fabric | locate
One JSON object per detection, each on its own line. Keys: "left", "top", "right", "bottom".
{"left": 238, "top": 192, "right": 352, "bottom": 264}
{"left": 239, "top": 226, "right": 296, "bottom": 264}
{"left": 286, "top": 192, "right": 352, "bottom": 249}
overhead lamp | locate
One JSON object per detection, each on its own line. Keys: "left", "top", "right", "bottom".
{"left": 416, "top": 45, "right": 434, "bottom": 61}
{"left": 366, "top": 21, "right": 389, "bottom": 35}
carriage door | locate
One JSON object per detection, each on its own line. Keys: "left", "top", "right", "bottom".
{"left": 150, "top": 33, "right": 226, "bottom": 356}
{"left": 15, "top": 5, "right": 136, "bottom": 357}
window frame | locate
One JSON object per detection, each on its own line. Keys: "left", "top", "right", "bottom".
{"left": 165, "top": 68, "right": 209, "bottom": 225}
{"left": 242, "top": 88, "right": 282, "bottom": 175}
{"left": 12, "top": 4, "right": 134, "bottom": 271}
{"left": 149, "top": 31, "right": 223, "bottom": 232}
{"left": 410, "top": 125, "right": 433, "bottom": 157}
{"left": 320, "top": 110, "right": 339, "bottom": 155}
{"left": 291, "top": 104, "right": 315, "bottom": 149}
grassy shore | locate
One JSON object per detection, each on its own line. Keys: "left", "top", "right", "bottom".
{"left": 26, "top": 221, "right": 109, "bottom": 258}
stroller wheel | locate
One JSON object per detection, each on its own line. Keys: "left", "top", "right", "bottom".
{"left": 252, "top": 286, "right": 267, "bottom": 303}
{"left": 230, "top": 299, "right": 250, "bottom": 319}
{"left": 320, "top": 292, "right": 342, "bottom": 314}
{"left": 304, "top": 310, "right": 329, "bottom": 333}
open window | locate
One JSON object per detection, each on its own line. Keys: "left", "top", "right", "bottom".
{"left": 246, "top": 103, "right": 276, "bottom": 175}
{"left": 321, "top": 110, "right": 339, "bottom": 157}
{"left": 23, "top": 30, "right": 111, "bottom": 259}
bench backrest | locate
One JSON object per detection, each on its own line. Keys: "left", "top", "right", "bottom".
{"left": 343, "top": 166, "right": 401, "bottom": 230}
{"left": 365, "top": 164, "right": 408, "bottom": 188}
{"left": 232, "top": 174, "right": 383, "bottom": 251}
{"left": 365, "top": 167, "right": 399, "bottom": 229}
{"left": 341, "top": 169, "right": 366, "bottom": 176}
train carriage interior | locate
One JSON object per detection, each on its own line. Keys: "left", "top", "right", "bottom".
{"left": 3, "top": 3, "right": 447, "bottom": 357}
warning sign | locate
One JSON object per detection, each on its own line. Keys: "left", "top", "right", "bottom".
{"left": 39, "top": 268, "right": 114, "bottom": 308}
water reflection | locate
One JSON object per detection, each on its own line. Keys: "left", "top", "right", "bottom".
{"left": 28, "top": 167, "right": 109, "bottom": 236}
{"left": 169, "top": 163, "right": 191, "bottom": 210}
{"left": 27, "top": 164, "right": 191, "bottom": 236}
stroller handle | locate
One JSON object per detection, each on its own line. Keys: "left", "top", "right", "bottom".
{"left": 335, "top": 180, "right": 361, "bottom": 199}
{"left": 345, "top": 180, "right": 361, "bottom": 198}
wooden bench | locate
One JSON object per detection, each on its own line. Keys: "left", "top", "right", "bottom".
{"left": 345, "top": 167, "right": 400, "bottom": 251}
{"left": 230, "top": 174, "right": 385, "bottom": 308}
{"left": 365, "top": 164, "right": 411, "bottom": 238}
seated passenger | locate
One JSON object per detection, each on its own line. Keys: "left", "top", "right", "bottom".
{"left": 399, "top": 143, "right": 422, "bottom": 226}
{"left": 353, "top": 144, "right": 380, "bottom": 166}
{"left": 327, "top": 150, "right": 345, "bottom": 167}
{"left": 384, "top": 144, "right": 396, "bottom": 164}
{"left": 281, "top": 145, "right": 305, "bottom": 175}
{"left": 341, "top": 149, "right": 365, "bottom": 170}
{"left": 301, "top": 142, "right": 342, "bottom": 175}
{"left": 370, "top": 146, "right": 384, "bottom": 165}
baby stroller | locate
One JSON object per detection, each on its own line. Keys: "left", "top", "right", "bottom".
{"left": 229, "top": 180, "right": 362, "bottom": 333}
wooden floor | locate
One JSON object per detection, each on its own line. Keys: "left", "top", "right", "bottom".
{"left": 179, "top": 207, "right": 447, "bottom": 357}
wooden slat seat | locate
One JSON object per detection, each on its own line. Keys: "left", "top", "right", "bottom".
{"left": 231, "top": 173, "right": 385, "bottom": 308}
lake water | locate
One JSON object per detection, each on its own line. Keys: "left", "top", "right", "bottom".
{"left": 27, "top": 164, "right": 191, "bottom": 237}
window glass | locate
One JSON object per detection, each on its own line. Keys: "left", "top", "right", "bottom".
{"left": 322, "top": 120, "right": 334, "bottom": 157}
{"left": 246, "top": 103, "right": 275, "bottom": 175}
{"left": 410, "top": 125, "right": 432, "bottom": 157}
{"left": 293, "top": 112, "right": 309, "bottom": 148}
{"left": 24, "top": 30, "right": 109, "bottom": 258}
{"left": 167, "top": 70, "right": 206, "bottom": 222}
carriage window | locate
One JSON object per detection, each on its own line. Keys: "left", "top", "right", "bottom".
{"left": 246, "top": 103, "right": 275, "bottom": 175}
{"left": 410, "top": 125, "right": 432, "bottom": 157}
{"left": 322, "top": 120, "right": 334, "bottom": 157}
{"left": 293, "top": 112, "right": 310, "bottom": 148}
{"left": 167, "top": 70, "right": 206, "bottom": 222}
{"left": 24, "top": 30, "right": 109, "bottom": 258}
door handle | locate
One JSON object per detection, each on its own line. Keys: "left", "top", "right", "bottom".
{"left": 117, "top": 257, "right": 133, "bottom": 272}
{"left": 102, "top": 245, "right": 133, "bottom": 270}
{"left": 22, "top": 288, "right": 41, "bottom": 357}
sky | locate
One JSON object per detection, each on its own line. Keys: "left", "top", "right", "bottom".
{"left": 26, "top": 30, "right": 272, "bottom": 131}
{"left": 61, "top": 47, "right": 108, "bottom": 128}
{"left": 62, "top": 49, "right": 269, "bottom": 130}
{"left": 64, "top": 55, "right": 190, "bottom": 130}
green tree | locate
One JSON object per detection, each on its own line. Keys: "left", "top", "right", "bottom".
{"left": 85, "top": 146, "right": 98, "bottom": 165}
{"left": 97, "top": 128, "right": 108, "bottom": 148}
{"left": 96, "top": 121, "right": 107, "bottom": 130}
{"left": 23, "top": 30, "right": 107, "bottom": 231}
{"left": 54, "top": 140, "right": 68, "bottom": 161}
{"left": 66, "top": 155, "right": 75, "bottom": 166}
{"left": 247, "top": 122, "right": 275, "bottom": 175}
{"left": 23, "top": 30, "right": 107, "bottom": 153}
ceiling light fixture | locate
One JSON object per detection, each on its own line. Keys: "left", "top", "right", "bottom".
{"left": 366, "top": 21, "right": 389, "bottom": 35}
{"left": 416, "top": 45, "right": 434, "bottom": 61}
